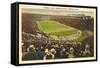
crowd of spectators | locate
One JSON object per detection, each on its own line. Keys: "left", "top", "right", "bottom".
{"left": 22, "top": 32, "right": 93, "bottom": 61}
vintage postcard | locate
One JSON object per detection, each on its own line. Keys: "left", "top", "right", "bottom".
{"left": 11, "top": 2, "right": 97, "bottom": 65}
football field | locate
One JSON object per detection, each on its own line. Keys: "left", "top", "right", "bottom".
{"left": 37, "top": 20, "right": 78, "bottom": 36}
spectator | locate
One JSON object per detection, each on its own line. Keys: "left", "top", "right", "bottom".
{"left": 68, "top": 47, "right": 75, "bottom": 58}
{"left": 43, "top": 51, "right": 54, "bottom": 60}
{"left": 60, "top": 47, "right": 68, "bottom": 58}
{"left": 22, "top": 45, "right": 37, "bottom": 60}
{"left": 83, "top": 44, "right": 91, "bottom": 57}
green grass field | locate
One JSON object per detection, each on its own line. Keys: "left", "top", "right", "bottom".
{"left": 37, "top": 20, "right": 78, "bottom": 36}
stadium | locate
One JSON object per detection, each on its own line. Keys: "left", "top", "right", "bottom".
{"left": 22, "top": 12, "right": 94, "bottom": 60}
